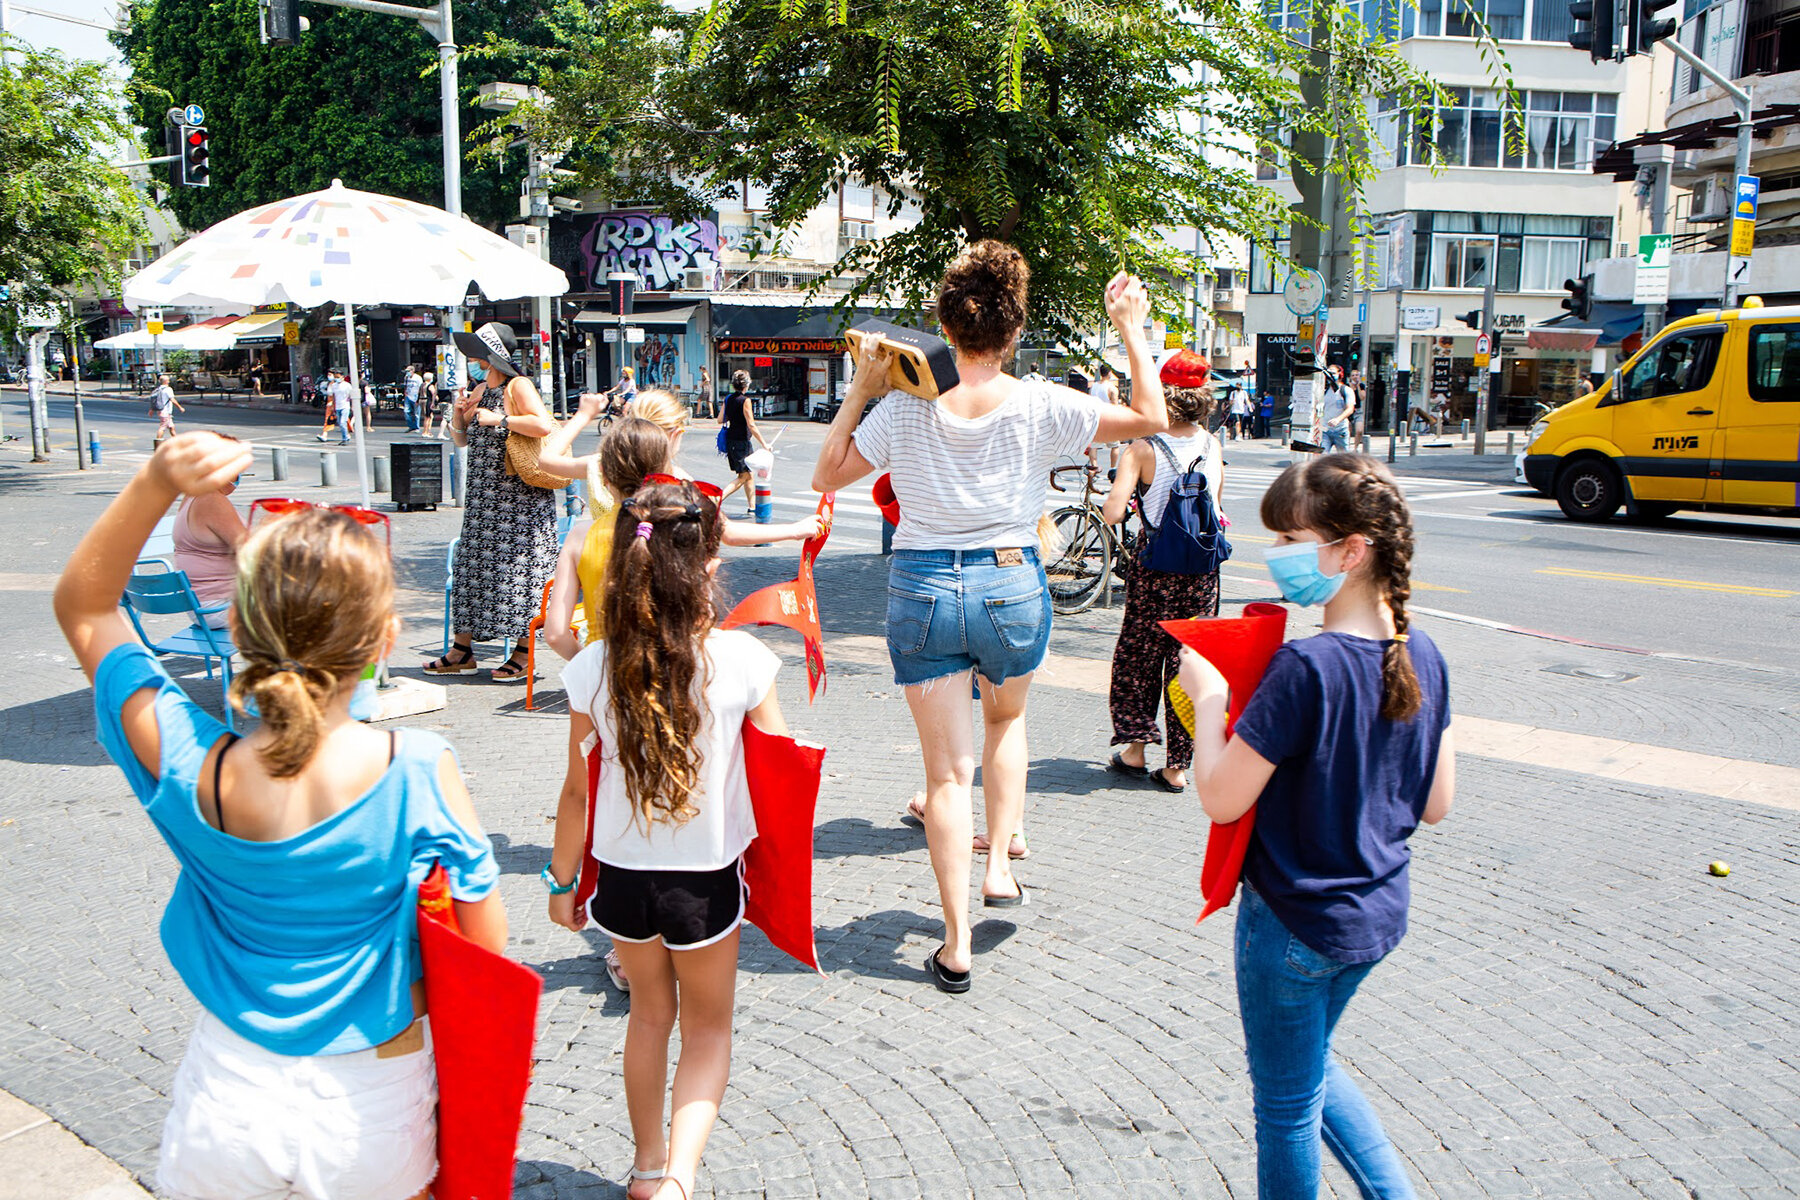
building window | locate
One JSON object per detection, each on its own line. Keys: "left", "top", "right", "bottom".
{"left": 1518, "top": 236, "right": 1587, "bottom": 291}
{"left": 1429, "top": 234, "right": 1497, "bottom": 289}
{"left": 1745, "top": 0, "right": 1800, "bottom": 75}
{"left": 1391, "top": 90, "right": 1614, "bottom": 171}
{"left": 1249, "top": 240, "right": 1292, "bottom": 293}
{"left": 1524, "top": 91, "right": 1616, "bottom": 170}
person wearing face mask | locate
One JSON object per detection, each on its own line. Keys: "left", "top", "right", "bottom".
{"left": 1175, "top": 453, "right": 1456, "bottom": 1200}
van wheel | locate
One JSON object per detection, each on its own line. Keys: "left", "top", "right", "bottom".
{"left": 1630, "top": 501, "right": 1679, "bottom": 523}
{"left": 1555, "top": 457, "right": 1623, "bottom": 522}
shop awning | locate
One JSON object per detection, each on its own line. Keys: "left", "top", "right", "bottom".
{"left": 94, "top": 323, "right": 236, "bottom": 351}
{"left": 1528, "top": 304, "right": 1642, "bottom": 350}
{"left": 219, "top": 310, "right": 290, "bottom": 345}
{"left": 574, "top": 304, "right": 696, "bottom": 328}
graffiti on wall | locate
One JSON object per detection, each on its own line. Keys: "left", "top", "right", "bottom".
{"left": 580, "top": 212, "right": 723, "bottom": 292}
{"left": 634, "top": 332, "right": 682, "bottom": 389}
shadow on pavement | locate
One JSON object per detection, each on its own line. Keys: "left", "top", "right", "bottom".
{"left": 0, "top": 688, "right": 117, "bottom": 766}
{"left": 1029, "top": 754, "right": 1134, "bottom": 798}
{"left": 812, "top": 816, "right": 919, "bottom": 860}
{"left": 514, "top": 1159, "right": 622, "bottom": 1196}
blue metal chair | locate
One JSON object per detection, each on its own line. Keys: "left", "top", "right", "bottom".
{"left": 140, "top": 515, "right": 177, "bottom": 565}
{"left": 121, "top": 561, "right": 237, "bottom": 730}
{"left": 441, "top": 537, "right": 459, "bottom": 655}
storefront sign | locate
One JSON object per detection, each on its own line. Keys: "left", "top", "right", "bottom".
{"left": 1430, "top": 358, "right": 1451, "bottom": 394}
{"left": 578, "top": 211, "right": 723, "bottom": 292}
{"left": 1401, "top": 306, "right": 1439, "bottom": 331}
{"left": 719, "top": 337, "right": 842, "bottom": 356}
{"left": 1495, "top": 313, "right": 1527, "bottom": 330}
{"left": 754, "top": 356, "right": 774, "bottom": 367}
{"left": 399, "top": 328, "right": 442, "bottom": 341}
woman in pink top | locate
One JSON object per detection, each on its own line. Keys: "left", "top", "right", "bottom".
{"left": 173, "top": 468, "right": 247, "bottom": 628}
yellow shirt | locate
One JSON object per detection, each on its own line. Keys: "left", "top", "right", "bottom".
{"left": 577, "top": 497, "right": 617, "bottom": 643}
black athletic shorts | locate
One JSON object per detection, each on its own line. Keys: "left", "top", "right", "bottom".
{"left": 589, "top": 860, "right": 744, "bottom": 950}
{"left": 726, "top": 438, "right": 754, "bottom": 474}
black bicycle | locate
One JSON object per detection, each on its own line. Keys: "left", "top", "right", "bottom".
{"left": 1045, "top": 463, "right": 1141, "bottom": 615}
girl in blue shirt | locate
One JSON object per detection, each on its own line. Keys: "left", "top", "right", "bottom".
{"left": 1179, "top": 453, "right": 1456, "bottom": 1199}
{"left": 54, "top": 432, "right": 507, "bottom": 1200}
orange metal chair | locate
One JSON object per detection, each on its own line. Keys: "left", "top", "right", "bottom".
{"left": 524, "top": 577, "right": 585, "bottom": 711}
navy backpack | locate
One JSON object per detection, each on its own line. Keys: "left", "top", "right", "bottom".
{"left": 1140, "top": 434, "right": 1232, "bottom": 575}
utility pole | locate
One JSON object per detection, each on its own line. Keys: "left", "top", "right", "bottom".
{"left": 1474, "top": 276, "right": 1496, "bottom": 455}
{"left": 1664, "top": 39, "right": 1754, "bottom": 307}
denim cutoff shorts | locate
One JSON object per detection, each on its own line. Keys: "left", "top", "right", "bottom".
{"left": 886, "top": 548, "right": 1052, "bottom": 688}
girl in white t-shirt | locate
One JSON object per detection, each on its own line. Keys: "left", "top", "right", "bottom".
{"left": 545, "top": 479, "right": 787, "bottom": 1200}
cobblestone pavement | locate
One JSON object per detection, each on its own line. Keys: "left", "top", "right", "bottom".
{"left": 2, "top": 430, "right": 1799, "bottom": 1198}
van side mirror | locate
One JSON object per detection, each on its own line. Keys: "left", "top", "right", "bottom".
{"left": 1598, "top": 368, "right": 1625, "bottom": 407}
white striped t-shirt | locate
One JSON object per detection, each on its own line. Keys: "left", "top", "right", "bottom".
{"left": 853, "top": 383, "right": 1102, "bottom": 551}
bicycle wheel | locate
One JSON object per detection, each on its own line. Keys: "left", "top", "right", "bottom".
{"left": 1046, "top": 506, "right": 1110, "bottom": 615}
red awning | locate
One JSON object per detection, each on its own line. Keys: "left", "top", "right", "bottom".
{"left": 1526, "top": 326, "right": 1600, "bottom": 352}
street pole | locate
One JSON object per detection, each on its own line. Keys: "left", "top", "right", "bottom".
{"left": 1474, "top": 276, "right": 1496, "bottom": 455}
{"left": 66, "top": 309, "right": 88, "bottom": 469}
{"left": 26, "top": 331, "right": 48, "bottom": 461}
{"left": 1666, "top": 38, "right": 1754, "bottom": 307}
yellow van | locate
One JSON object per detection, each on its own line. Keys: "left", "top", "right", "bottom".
{"left": 1521, "top": 305, "right": 1800, "bottom": 521}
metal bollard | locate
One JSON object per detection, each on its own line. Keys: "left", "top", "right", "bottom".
{"left": 372, "top": 455, "right": 391, "bottom": 494}
{"left": 271, "top": 446, "right": 288, "bottom": 482}
{"left": 88, "top": 432, "right": 102, "bottom": 466}
{"left": 1506, "top": 432, "right": 1515, "bottom": 457}
{"left": 320, "top": 451, "right": 338, "bottom": 487}
{"left": 1360, "top": 432, "right": 1370, "bottom": 454}
{"left": 1409, "top": 433, "right": 1418, "bottom": 457}
{"left": 448, "top": 449, "right": 463, "bottom": 505}
{"left": 1460, "top": 419, "right": 1470, "bottom": 441}
{"left": 1280, "top": 420, "right": 1291, "bottom": 444}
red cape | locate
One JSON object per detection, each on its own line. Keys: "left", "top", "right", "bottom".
{"left": 417, "top": 865, "right": 543, "bottom": 1200}
{"left": 1160, "top": 601, "right": 1289, "bottom": 922}
{"left": 574, "top": 724, "right": 825, "bottom": 974}
{"left": 721, "top": 492, "right": 835, "bottom": 702}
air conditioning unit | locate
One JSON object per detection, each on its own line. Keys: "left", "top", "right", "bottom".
{"left": 505, "top": 224, "right": 545, "bottom": 254}
{"left": 1688, "top": 175, "right": 1730, "bottom": 223}
{"left": 839, "top": 219, "right": 873, "bottom": 241}
{"left": 682, "top": 267, "right": 712, "bottom": 291}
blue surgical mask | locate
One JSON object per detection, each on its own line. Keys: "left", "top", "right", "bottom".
{"left": 1264, "top": 539, "right": 1346, "bottom": 607}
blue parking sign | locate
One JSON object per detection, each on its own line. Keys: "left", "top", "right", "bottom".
{"left": 1737, "top": 175, "right": 1759, "bottom": 221}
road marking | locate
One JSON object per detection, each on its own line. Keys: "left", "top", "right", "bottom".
{"left": 1411, "top": 603, "right": 1792, "bottom": 674}
{"left": 1537, "top": 567, "right": 1797, "bottom": 598}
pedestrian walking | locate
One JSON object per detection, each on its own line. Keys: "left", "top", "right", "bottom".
{"left": 812, "top": 241, "right": 1169, "bottom": 993}
{"left": 1230, "top": 385, "right": 1254, "bottom": 440}
{"left": 363, "top": 378, "right": 379, "bottom": 430}
{"left": 149, "top": 374, "right": 183, "bottom": 447}
{"left": 325, "top": 370, "right": 357, "bottom": 444}
{"left": 1101, "top": 350, "right": 1224, "bottom": 792}
{"left": 1318, "top": 367, "right": 1357, "bottom": 452}
{"left": 546, "top": 478, "right": 787, "bottom": 1200}
{"left": 719, "top": 371, "right": 770, "bottom": 516}
{"left": 695, "top": 365, "right": 715, "bottom": 419}
{"left": 248, "top": 359, "right": 266, "bottom": 397}
{"left": 53, "top": 431, "right": 507, "bottom": 1200}
{"left": 403, "top": 364, "right": 423, "bottom": 432}
{"left": 421, "top": 371, "right": 441, "bottom": 437}
{"left": 427, "top": 322, "right": 561, "bottom": 683}
{"left": 1177, "top": 452, "right": 1455, "bottom": 1199}
{"left": 1258, "top": 391, "right": 1274, "bottom": 439}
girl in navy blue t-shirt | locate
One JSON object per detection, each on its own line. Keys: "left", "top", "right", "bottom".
{"left": 1179, "top": 453, "right": 1456, "bottom": 1199}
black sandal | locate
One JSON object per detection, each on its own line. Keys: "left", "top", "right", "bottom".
{"left": 423, "top": 645, "right": 478, "bottom": 674}
{"left": 491, "top": 654, "right": 533, "bottom": 684}
{"left": 1108, "top": 751, "right": 1149, "bottom": 778}
{"left": 925, "top": 947, "right": 971, "bottom": 994}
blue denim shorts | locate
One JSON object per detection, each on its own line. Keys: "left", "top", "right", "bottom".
{"left": 886, "top": 549, "right": 1052, "bottom": 688}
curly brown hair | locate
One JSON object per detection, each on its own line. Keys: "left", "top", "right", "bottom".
{"left": 936, "top": 239, "right": 1030, "bottom": 358}
{"left": 1167, "top": 386, "right": 1215, "bottom": 426}
{"left": 229, "top": 511, "right": 394, "bottom": 777}
{"left": 600, "top": 481, "right": 726, "bottom": 828}
{"left": 1260, "top": 454, "right": 1421, "bottom": 722}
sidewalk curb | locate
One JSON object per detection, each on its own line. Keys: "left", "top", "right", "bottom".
{"left": 0, "top": 1089, "right": 151, "bottom": 1200}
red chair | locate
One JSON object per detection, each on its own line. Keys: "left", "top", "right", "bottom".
{"left": 523, "top": 578, "right": 585, "bottom": 711}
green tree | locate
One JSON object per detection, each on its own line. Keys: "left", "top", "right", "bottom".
{"left": 0, "top": 38, "right": 147, "bottom": 327}
{"left": 500, "top": 0, "right": 1473, "bottom": 348}
{"left": 111, "top": 0, "right": 549, "bottom": 231}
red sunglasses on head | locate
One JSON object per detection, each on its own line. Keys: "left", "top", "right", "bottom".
{"left": 248, "top": 498, "right": 392, "bottom": 548}
{"left": 642, "top": 473, "right": 723, "bottom": 500}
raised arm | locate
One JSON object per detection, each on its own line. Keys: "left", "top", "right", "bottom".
{"left": 813, "top": 341, "right": 886, "bottom": 493}
{"left": 1092, "top": 273, "right": 1169, "bottom": 445}
{"left": 496, "top": 376, "right": 554, "bottom": 439}
{"left": 1177, "top": 648, "right": 1278, "bottom": 825}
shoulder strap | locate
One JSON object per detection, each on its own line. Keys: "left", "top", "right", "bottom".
{"left": 207, "top": 732, "right": 242, "bottom": 835}
{"left": 1148, "top": 433, "right": 1183, "bottom": 476}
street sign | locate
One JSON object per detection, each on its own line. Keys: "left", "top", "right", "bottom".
{"left": 1730, "top": 174, "right": 1759, "bottom": 258}
{"left": 1357, "top": 301, "right": 1367, "bottom": 324}
{"left": 1729, "top": 255, "right": 1752, "bottom": 286}
{"left": 284, "top": 321, "right": 300, "bottom": 345}
{"left": 1633, "top": 233, "right": 1671, "bottom": 305}
{"left": 1474, "top": 333, "right": 1491, "bottom": 368}
{"left": 1283, "top": 268, "right": 1326, "bottom": 316}
{"left": 183, "top": 103, "right": 205, "bottom": 126}
{"left": 1401, "top": 305, "right": 1438, "bottom": 331}
{"left": 1384, "top": 214, "right": 1413, "bottom": 291}
{"left": 146, "top": 319, "right": 165, "bottom": 336}
{"left": 603, "top": 328, "right": 619, "bottom": 343}
{"left": 625, "top": 327, "right": 646, "bottom": 344}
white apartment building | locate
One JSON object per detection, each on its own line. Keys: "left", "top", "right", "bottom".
{"left": 1244, "top": 5, "right": 1671, "bottom": 428}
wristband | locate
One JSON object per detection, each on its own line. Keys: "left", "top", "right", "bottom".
{"left": 541, "top": 864, "right": 576, "bottom": 894}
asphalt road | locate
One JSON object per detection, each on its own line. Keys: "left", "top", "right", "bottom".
{"left": 8, "top": 385, "right": 1799, "bottom": 671}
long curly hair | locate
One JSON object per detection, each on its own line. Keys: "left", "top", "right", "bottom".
{"left": 600, "top": 481, "right": 726, "bottom": 828}
{"left": 1260, "top": 454, "right": 1421, "bottom": 721}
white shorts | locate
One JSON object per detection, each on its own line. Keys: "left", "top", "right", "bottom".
{"left": 156, "top": 1012, "right": 438, "bottom": 1200}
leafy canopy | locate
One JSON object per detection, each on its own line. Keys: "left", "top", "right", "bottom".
{"left": 0, "top": 38, "right": 147, "bottom": 327}
{"left": 111, "top": 0, "right": 547, "bottom": 231}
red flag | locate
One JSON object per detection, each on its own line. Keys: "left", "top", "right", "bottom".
{"left": 1160, "top": 601, "right": 1289, "bottom": 922}
{"left": 417, "top": 865, "right": 543, "bottom": 1200}
{"left": 573, "top": 733, "right": 824, "bottom": 975}
{"left": 721, "top": 492, "right": 835, "bottom": 702}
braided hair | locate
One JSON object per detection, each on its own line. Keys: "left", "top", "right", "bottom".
{"left": 1260, "top": 454, "right": 1421, "bottom": 721}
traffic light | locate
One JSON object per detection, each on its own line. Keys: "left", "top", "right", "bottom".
{"left": 1568, "top": 0, "right": 1617, "bottom": 63}
{"left": 1457, "top": 309, "right": 1483, "bottom": 331}
{"left": 1285, "top": 345, "right": 1320, "bottom": 377}
{"left": 1562, "top": 275, "right": 1592, "bottom": 321}
{"left": 1627, "top": 0, "right": 1677, "bottom": 54}
{"left": 261, "top": 0, "right": 304, "bottom": 45}
{"left": 180, "top": 125, "right": 211, "bottom": 188}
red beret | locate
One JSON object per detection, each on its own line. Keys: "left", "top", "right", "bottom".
{"left": 1160, "top": 350, "right": 1212, "bottom": 389}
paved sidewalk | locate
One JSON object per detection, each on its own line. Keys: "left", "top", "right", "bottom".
{"left": 3, "top": 448, "right": 1798, "bottom": 1197}
{"left": 0, "top": 1089, "right": 149, "bottom": 1200}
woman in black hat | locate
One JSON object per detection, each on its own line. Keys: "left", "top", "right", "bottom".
{"left": 427, "top": 322, "right": 561, "bottom": 682}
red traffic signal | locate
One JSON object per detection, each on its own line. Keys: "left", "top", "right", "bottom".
{"left": 181, "top": 125, "right": 211, "bottom": 188}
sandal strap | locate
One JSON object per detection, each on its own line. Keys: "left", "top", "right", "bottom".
{"left": 629, "top": 1167, "right": 667, "bottom": 1182}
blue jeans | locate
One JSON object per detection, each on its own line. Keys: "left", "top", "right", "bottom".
{"left": 1236, "top": 885, "right": 1415, "bottom": 1199}
{"left": 1320, "top": 424, "right": 1350, "bottom": 452}
{"left": 885, "top": 549, "right": 1050, "bottom": 688}
{"left": 403, "top": 396, "right": 419, "bottom": 430}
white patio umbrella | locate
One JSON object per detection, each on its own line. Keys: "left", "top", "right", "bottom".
{"left": 94, "top": 324, "right": 237, "bottom": 352}
{"left": 123, "top": 179, "right": 569, "bottom": 505}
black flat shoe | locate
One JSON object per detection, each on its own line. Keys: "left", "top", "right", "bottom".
{"left": 982, "top": 883, "right": 1029, "bottom": 909}
{"left": 1108, "top": 751, "right": 1149, "bottom": 778}
{"left": 925, "top": 947, "right": 971, "bottom": 994}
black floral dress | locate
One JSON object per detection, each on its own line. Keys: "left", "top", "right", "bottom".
{"left": 450, "top": 387, "right": 559, "bottom": 642}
